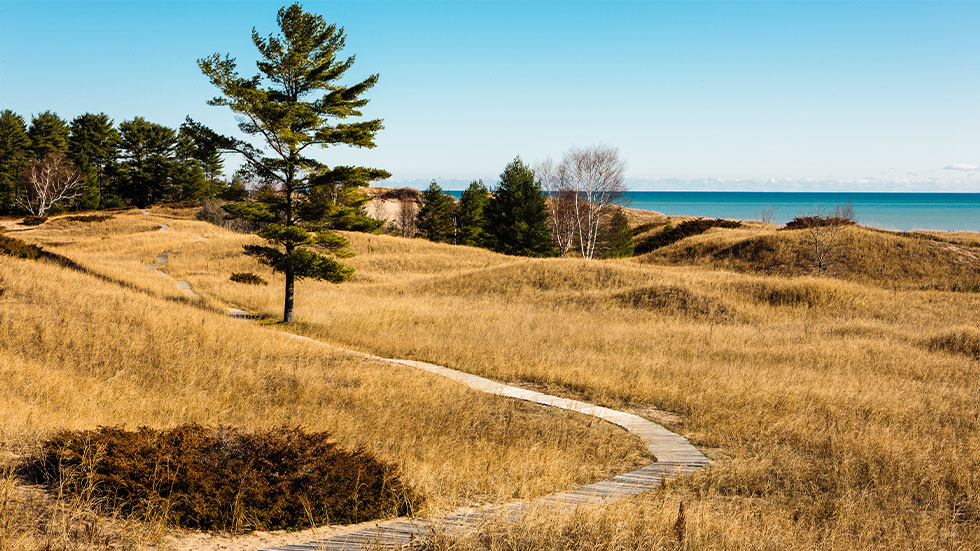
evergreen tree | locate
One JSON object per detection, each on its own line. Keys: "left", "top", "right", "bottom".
{"left": 415, "top": 180, "right": 455, "bottom": 242}
{"left": 219, "top": 170, "right": 249, "bottom": 201}
{"left": 68, "top": 113, "right": 120, "bottom": 209}
{"left": 597, "top": 208, "right": 634, "bottom": 258}
{"left": 27, "top": 111, "right": 69, "bottom": 159}
{"left": 172, "top": 127, "right": 210, "bottom": 200}
{"left": 457, "top": 179, "right": 489, "bottom": 247}
{"left": 180, "top": 119, "right": 225, "bottom": 196}
{"left": 486, "top": 157, "right": 555, "bottom": 257}
{"left": 196, "top": 3, "right": 384, "bottom": 322}
{"left": 0, "top": 110, "right": 29, "bottom": 213}
{"left": 117, "top": 117, "right": 178, "bottom": 208}
{"left": 297, "top": 165, "right": 387, "bottom": 233}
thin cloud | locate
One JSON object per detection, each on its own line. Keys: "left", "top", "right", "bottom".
{"left": 944, "top": 164, "right": 978, "bottom": 171}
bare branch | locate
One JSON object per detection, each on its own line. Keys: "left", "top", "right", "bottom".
{"left": 16, "top": 153, "right": 84, "bottom": 217}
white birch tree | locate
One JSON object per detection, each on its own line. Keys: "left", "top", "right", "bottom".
{"left": 17, "top": 153, "right": 83, "bottom": 217}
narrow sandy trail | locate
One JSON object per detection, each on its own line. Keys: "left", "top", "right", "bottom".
{"left": 144, "top": 246, "right": 708, "bottom": 550}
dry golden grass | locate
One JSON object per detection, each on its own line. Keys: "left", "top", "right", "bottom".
{"left": 641, "top": 223, "right": 980, "bottom": 290}
{"left": 5, "top": 207, "right": 980, "bottom": 549}
{"left": 0, "top": 212, "right": 647, "bottom": 548}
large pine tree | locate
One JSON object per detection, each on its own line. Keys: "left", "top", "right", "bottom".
{"left": 457, "top": 180, "right": 489, "bottom": 247}
{"left": 0, "top": 110, "right": 29, "bottom": 213}
{"left": 416, "top": 180, "right": 455, "bottom": 242}
{"left": 68, "top": 113, "right": 120, "bottom": 209}
{"left": 27, "top": 111, "right": 69, "bottom": 159}
{"left": 196, "top": 3, "right": 386, "bottom": 323}
{"left": 117, "top": 117, "right": 178, "bottom": 208}
{"left": 486, "top": 157, "right": 555, "bottom": 257}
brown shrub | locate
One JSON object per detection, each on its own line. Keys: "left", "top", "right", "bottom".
{"left": 19, "top": 216, "right": 47, "bottom": 226}
{"left": 0, "top": 234, "right": 43, "bottom": 259}
{"left": 783, "top": 215, "right": 856, "bottom": 230}
{"left": 19, "top": 425, "right": 419, "bottom": 532}
{"left": 63, "top": 214, "right": 114, "bottom": 223}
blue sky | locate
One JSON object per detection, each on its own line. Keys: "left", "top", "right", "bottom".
{"left": 1, "top": 0, "right": 978, "bottom": 191}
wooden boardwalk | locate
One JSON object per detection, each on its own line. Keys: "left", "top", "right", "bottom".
{"left": 144, "top": 246, "right": 709, "bottom": 550}
{"left": 263, "top": 338, "right": 709, "bottom": 551}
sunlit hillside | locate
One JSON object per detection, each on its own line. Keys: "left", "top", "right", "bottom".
{"left": 2, "top": 208, "right": 978, "bottom": 549}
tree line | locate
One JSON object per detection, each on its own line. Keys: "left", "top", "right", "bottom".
{"left": 0, "top": 109, "right": 241, "bottom": 216}
{"left": 406, "top": 149, "right": 635, "bottom": 259}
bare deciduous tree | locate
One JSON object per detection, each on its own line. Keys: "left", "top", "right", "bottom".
{"left": 396, "top": 197, "right": 418, "bottom": 238}
{"left": 759, "top": 206, "right": 777, "bottom": 225}
{"left": 798, "top": 203, "right": 855, "bottom": 276}
{"left": 563, "top": 145, "right": 628, "bottom": 259}
{"left": 537, "top": 158, "right": 577, "bottom": 257}
{"left": 17, "top": 153, "right": 84, "bottom": 217}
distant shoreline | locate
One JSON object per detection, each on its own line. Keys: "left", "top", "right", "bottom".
{"left": 443, "top": 189, "right": 980, "bottom": 233}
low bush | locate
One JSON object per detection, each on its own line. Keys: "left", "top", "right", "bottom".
{"left": 0, "top": 234, "right": 43, "bottom": 259}
{"left": 63, "top": 214, "right": 114, "bottom": 223}
{"left": 20, "top": 425, "right": 419, "bottom": 532}
{"left": 634, "top": 218, "right": 741, "bottom": 255}
{"left": 19, "top": 215, "right": 47, "bottom": 226}
{"left": 230, "top": 272, "right": 268, "bottom": 286}
{"left": 783, "top": 215, "right": 856, "bottom": 230}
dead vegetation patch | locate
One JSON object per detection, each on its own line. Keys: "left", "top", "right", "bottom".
{"left": 613, "top": 284, "right": 730, "bottom": 320}
{"left": 19, "top": 425, "right": 419, "bottom": 533}
{"left": 923, "top": 329, "right": 980, "bottom": 362}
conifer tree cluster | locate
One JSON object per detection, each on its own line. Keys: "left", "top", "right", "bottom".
{"left": 407, "top": 156, "right": 633, "bottom": 258}
{"left": 0, "top": 109, "right": 235, "bottom": 214}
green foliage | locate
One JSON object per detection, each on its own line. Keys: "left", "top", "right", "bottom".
{"left": 457, "top": 180, "right": 489, "bottom": 247}
{"left": 230, "top": 272, "right": 268, "bottom": 285}
{"left": 243, "top": 245, "right": 354, "bottom": 282}
{"left": 0, "top": 234, "right": 43, "bottom": 259}
{"left": 0, "top": 110, "right": 29, "bottom": 212}
{"left": 20, "top": 425, "right": 419, "bottom": 532}
{"left": 68, "top": 113, "right": 120, "bottom": 210}
{"left": 27, "top": 111, "right": 69, "bottom": 159}
{"left": 257, "top": 223, "right": 314, "bottom": 247}
{"left": 597, "top": 209, "right": 635, "bottom": 258}
{"left": 219, "top": 172, "right": 249, "bottom": 201}
{"left": 197, "top": 3, "right": 385, "bottom": 320}
{"left": 222, "top": 198, "right": 279, "bottom": 224}
{"left": 486, "top": 157, "right": 555, "bottom": 257}
{"left": 117, "top": 117, "right": 179, "bottom": 208}
{"left": 316, "top": 229, "right": 351, "bottom": 251}
{"left": 416, "top": 180, "right": 455, "bottom": 242}
{"left": 634, "top": 218, "right": 742, "bottom": 255}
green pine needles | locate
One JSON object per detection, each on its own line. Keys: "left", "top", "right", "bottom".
{"left": 195, "top": 3, "right": 388, "bottom": 322}
{"left": 486, "top": 157, "right": 555, "bottom": 257}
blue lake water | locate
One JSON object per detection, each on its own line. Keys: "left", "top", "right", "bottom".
{"left": 446, "top": 190, "right": 980, "bottom": 232}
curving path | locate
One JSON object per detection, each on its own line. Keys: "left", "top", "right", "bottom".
{"left": 145, "top": 248, "right": 708, "bottom": 550}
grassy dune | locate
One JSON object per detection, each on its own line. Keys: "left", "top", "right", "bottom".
{"left": 4, "top": 208, "right": 980, "bottom": 549}
{"left": 0, "top": 212, "right": 647, "bottom": 548}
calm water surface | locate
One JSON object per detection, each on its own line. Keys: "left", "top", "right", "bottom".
{"left": 447, "top": 191, "right": 980, "bottom": 232}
